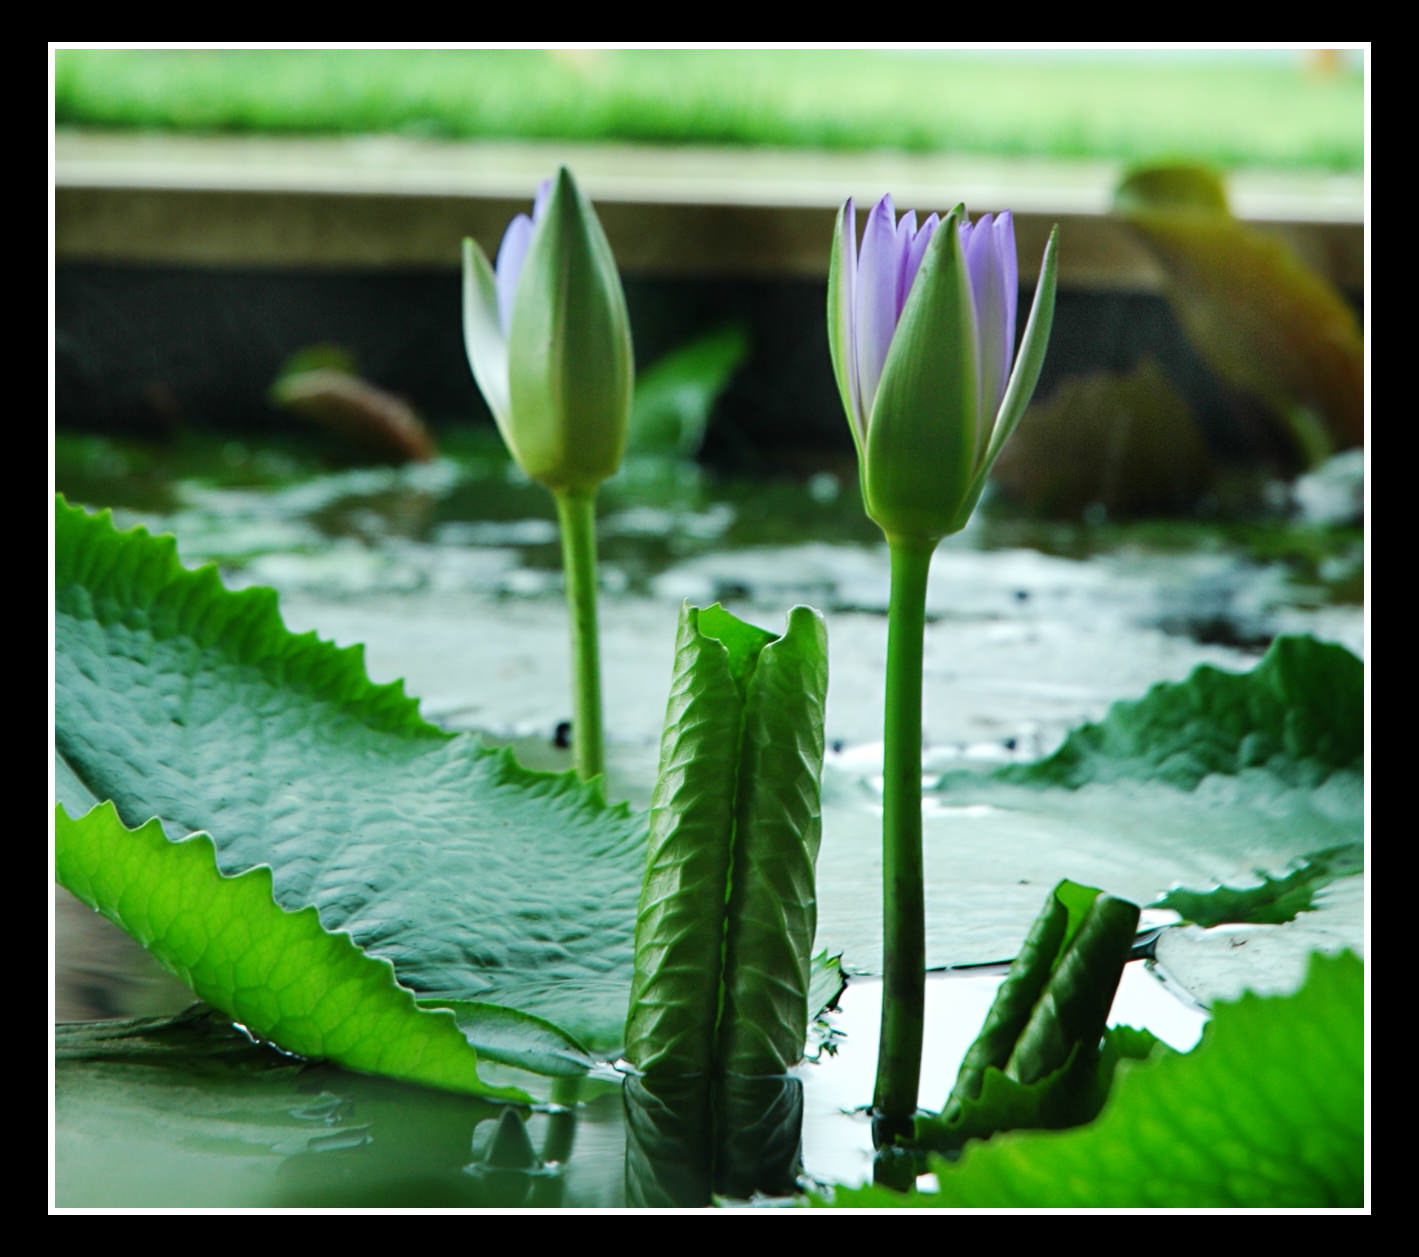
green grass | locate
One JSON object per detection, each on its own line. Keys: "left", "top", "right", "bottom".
{"left": 53, "top": 48, "right": 1363, "bottom": 171}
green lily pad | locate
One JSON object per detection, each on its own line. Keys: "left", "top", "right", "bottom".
{"left": 55, "top": 497, "right": 843, "bottom": 1072}
{"left": 814, "top": 635, "right": 1364, "bottom": 1004}
{"left": 55, "top": 496, "right": 646, "bottom": 1050}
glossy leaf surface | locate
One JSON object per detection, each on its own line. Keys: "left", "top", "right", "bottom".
{"left": 56, "top": 803, "right": 527, "bottom": 1100}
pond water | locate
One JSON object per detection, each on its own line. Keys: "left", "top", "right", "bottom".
{"left": 52, "top": 431, "right": 1364, "bottom": 1207}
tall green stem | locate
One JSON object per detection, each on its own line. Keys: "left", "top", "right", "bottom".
{"left": 873, "top": 533, "right": 937, "bottom": 1140}
{"left": 553, "top": 486, "right": 605, "bottom": 789}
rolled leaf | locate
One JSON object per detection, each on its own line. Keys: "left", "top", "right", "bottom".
{"left": 625, "top": 602, "right": 828, "bottom": 1077}
{"left": 1004, "top": 892, "right": 1140, "bottom": 1086}
{"left": 941, "top": 880, "right": 1139, "bottom": 1128}
{"left": 719, "top": 605, "right": 829, "bottom": 1075}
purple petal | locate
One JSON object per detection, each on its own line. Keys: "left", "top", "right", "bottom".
{"left": 903, "top": 211, "right": 939, "bottom": 301}
{"left": 493, "top": 179, "right": 556, "bottom": 335}
{"left": 959, "top": 211, "right": 1018, "bottom": 425}
{"left": 993, "top": 210, "right": 1019, "bottom": 369}
{"left": 855, "top": 194, "right": 905, "bottom": 423}
{"left": 893, "top": 209, "right": 918, "bottom": 311}
{"left": 494, "top": 212, "right": 534, "bottom": 336}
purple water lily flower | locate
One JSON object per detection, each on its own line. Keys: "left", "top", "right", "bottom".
{"left": 462, "top": 168, "right": 633, "bottom": 493}
{"left": 828, "top": 194, "right": 1057, "bottom": 541}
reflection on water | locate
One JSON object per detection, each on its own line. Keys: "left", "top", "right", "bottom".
{"left": 53, "top": 962, "right": 1207, "bottom": 1207}
{"left": 624, "top": 1074, "right": 804, "bottom": 1207}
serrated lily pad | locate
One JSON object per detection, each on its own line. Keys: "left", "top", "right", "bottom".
{"left": 54, "top": 497, "right": 647, "bottom": 1050}
{"left": 57, "top": 802, "right": 526, "bottom": 1100}
{"left": 814, "top": 636, "right": 1363, "bottom": 1003}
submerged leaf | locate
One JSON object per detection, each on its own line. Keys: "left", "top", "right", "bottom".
{"left": 54, "top": 1008, "right": 535, "bottom": 1209}
{"left": 1116, "top": 162, "right": 1363, "bottom": 464}
{"left": 269, "top": 366, "right": 435, "bottom": 464}
{"left": 623, "top": 1073, "right": 804, "bottom": 1207}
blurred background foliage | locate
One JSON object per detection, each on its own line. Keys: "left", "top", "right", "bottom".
{"left": 54, "top": 48, "right": 1366, "bottom": 525}
{"left": 54, "top": 48, "right": 1362, "bottom": 171}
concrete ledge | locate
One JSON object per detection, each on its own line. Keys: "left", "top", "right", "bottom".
{"left": 54, "top": 132, "right": 1364, "bottom": 290}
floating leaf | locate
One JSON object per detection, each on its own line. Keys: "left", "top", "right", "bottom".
{"left": 816, "top": 635, "right": 1363, "bottom": 1002}
{"left": 996, "top": 633, "right": 1362, "bottom": 791}
{"left": 1155, "top": 841, "right": 1362, "bottom": 926}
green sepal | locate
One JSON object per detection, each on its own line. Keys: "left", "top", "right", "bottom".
{"left": 625, "top": 602, "right": 829, "bottom": 1077}
{"left": 826, "top": 200, "right": 865, "bottom": 459}
{"left": 461, "top": 235, "right": 513, "bottom": 436}
{"left": 863, "top": 204, "right": 978, "bottom": 543}
{"left": 56, "top": 801, "right": 529, "bottom": 1102}
{"left": 506, "top": 165, "right": 633, "bottom": 492}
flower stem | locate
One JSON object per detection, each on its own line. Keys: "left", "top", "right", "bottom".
{"left": 553, "top": 486, "right": 605, "bottom": 791}
{"left": 873, "top": 533, "right": 937, "bottom": 1141}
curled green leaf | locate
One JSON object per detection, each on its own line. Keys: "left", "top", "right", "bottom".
{"left": 937, "top": 880, "right": 1139, "bottom": 1139}
{"left": 625, "top": 602, "right": 828, "bottom": 1077}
